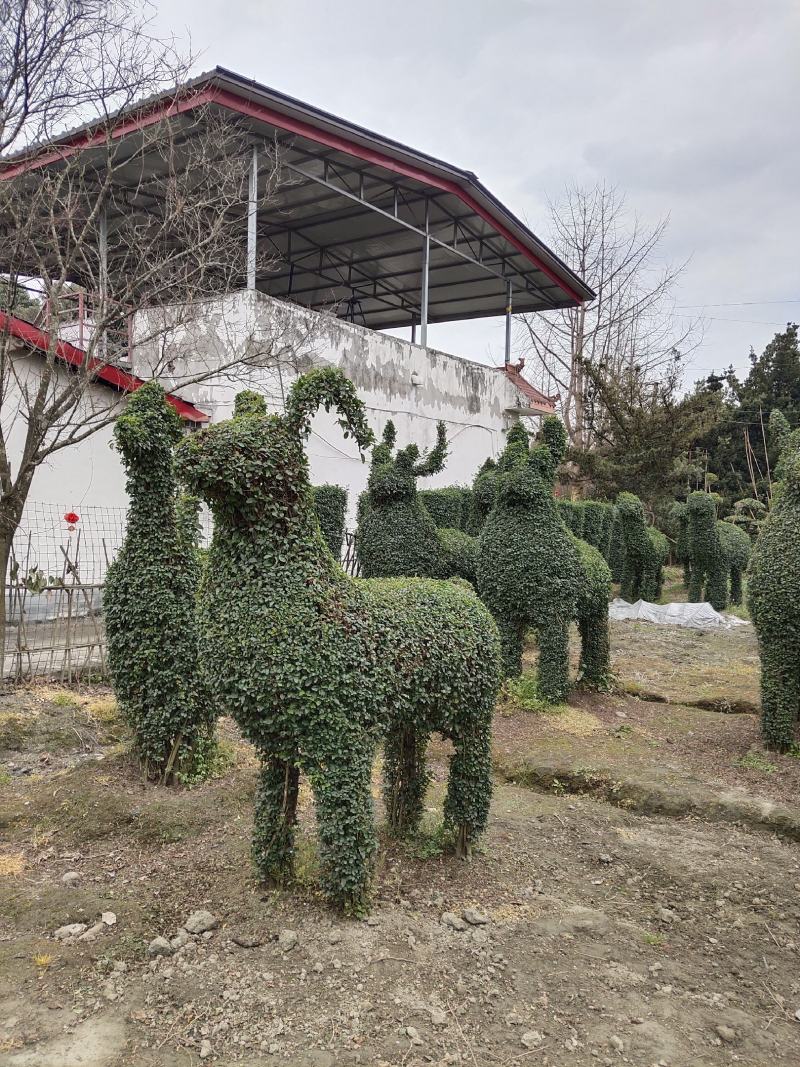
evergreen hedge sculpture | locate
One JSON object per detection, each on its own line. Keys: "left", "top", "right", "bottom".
{"left": 466, "top": 458, "right": 498, "bottom": 535}
{"left": 418, "top": 486, "right": 472, "bottom": 530}
{"left": 311, "top": 484, "right": 348, "bottom": 559}
{"left": 669, "top": 501, "right": 691, "bottom": 585}
{"left": 748, "top": 433, "right": 800, "bottom": 750}
{"left": 358, "top": 421, "right": 478, "bottom": 584}
{"left": 105, "top": 383, "right": 213, "bottom": 782}
{"left": 176, "top": 368, "right": 501, "bottom": 912}
{"left": 608, "top": 505, "right": 625, "bottom": 582}
{"left": 616, "top": 492, "right": 667, "bottom": 602}
{"left": 476, "top": 418, "right": 610, "bottom": 699}
{"left": 686, "top": 491, "right": 751, "bottom": 609}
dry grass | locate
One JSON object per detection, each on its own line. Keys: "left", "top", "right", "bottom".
{"left": 0, "top": 851, "right": 25, "bottom": 876}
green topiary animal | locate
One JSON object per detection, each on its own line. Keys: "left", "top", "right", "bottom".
{"left": 748, "top": 437, "right": 800, "bottom": 750}
{"left": 104, "top": 383, "right": 214, "bottom": 782}
{"left": 581, "top": 500, "right": 613, "bottom": 558}
{"left": 686, "top": 491, "right": 751, "bottom": 610}
{"left": 176, "top": 368, "right": 501, "bottom": 912}
{"left": 476, "top": 418, "right": 610, "bottom": 700}
{"left": 358, "top": 421, "right": 477, "bottom": 584}
{"left": 466, "top": 458, "right": 499, "bottom": 535}
{"left": 616, "top": 492, "right": 665, "bottom": 603}
{"left": 669, "top": 501, "right": 692, "bottom": 585}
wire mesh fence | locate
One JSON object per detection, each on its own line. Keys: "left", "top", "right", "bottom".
{"left": 4, "top": 501, "right": 359, "bottom": 682}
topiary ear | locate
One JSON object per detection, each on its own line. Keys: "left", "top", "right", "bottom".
{"left": 412, "top": 420, "right": 447, "bottom": 477}
{"left": 233, "top": 390, "right": 267, "bottom": 418}
{"left": 285, "top": 367, "right": 375, "bottom": 454}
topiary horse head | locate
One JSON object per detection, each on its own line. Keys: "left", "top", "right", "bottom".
{"left": 176, "top": 367, "right": 501, "bottom": 912}
{"left": 358, "top": 420, "right": 477, "bottom": 583}
{"left": 476, "top": 416, "right": 611, "bottom": 700}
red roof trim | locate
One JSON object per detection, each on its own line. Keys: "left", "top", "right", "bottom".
{"left": 0, "top": 312, "right": 210, "bottom": 423}
{"left": 0, "top": 82, "right": 584, "bottom": 306}
{"left": 497, "top": 361, "right": 558, "bottom": 415}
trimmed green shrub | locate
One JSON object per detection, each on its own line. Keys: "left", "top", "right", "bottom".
{"left": 419, "top": 486, "right": 471, "bottom": 530}
{"left": 581, "top": 500, "right": 614, "bottom": 558}
{"left": 176, "top": 367, "right": 501, "bottom": 911}
{"left": 466, "top": 458, "right": 498, "bottom": 535}
{"left": 358, "top": 421, "right": 478, "bottom": 583}
{"left": 476, "top": 417, "right": 610, "bottom": 700}
{"left": 669, "top": 501, "right": 692, "bottom": 584}
{"left": 311, "top": 484, "right": 348, "bottom": 559}
{"left": 616, "top": 492, "right": 664, "bottom": 602}
{"left": 748, "top": 435, "right": 800, "bottom": 750}
{"left": 557, "top": 498, "right": 585, "bottom": 539}
{"left": 608, "top": 505, "right": 625, "bottom": 582}
{"left": 687, "top": 491, "right": 751, "bottom": 610}
{"left": 104, "top": 383, "right": 213, "bottom": 782}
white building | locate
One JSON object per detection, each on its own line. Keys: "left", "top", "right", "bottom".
{"left": 2, "top": 67, "right": 593, "bottom": 553}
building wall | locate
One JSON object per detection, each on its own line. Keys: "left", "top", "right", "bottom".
{"left": 133, "top": 289, "right": 532, "bottom": 521}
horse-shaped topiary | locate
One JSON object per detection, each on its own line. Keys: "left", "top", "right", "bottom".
{"left": 748, "top": 431, "right": 800, "bottom": 750}
{"left": 175, "top": 368, "right": 501, "bottom": 913}
{"left": 357, "top": 420, "right": 478, "bottom": 584}
{"left": 616, "top": 492, "right": 667, "bottom": 602}
{"left": 476, "top": 418, "right": 611, "bottom": 701}
{"left": 104, "top": 383, "right": 213, "bottom": 783}
{"left": 686, "top": 491, "right": 751, "bottom": 610}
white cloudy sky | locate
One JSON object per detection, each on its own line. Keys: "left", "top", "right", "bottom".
{"left": 153, "top": 0, "right": 800, "bottom": 386}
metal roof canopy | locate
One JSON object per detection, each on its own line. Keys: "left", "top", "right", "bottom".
{"left": 1, "top": 67, "right": 594, "bottom": 333}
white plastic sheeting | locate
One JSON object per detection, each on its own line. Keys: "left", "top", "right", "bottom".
{"left": 609, "top": 598, "right": 749, "bottom": 630}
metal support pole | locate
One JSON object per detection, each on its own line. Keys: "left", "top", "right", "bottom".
{"left": 420, "top": 200, "right": 430, "bottom": 348}
{"left": 98, "top": 204, "right": 108, "bottom": 361}
{"left": 247, "top": 145, "right": 258, "bottom": 290}
{"left": 504, "top": 280, "right": 513, "bottom": 365}
{"left": 411, "top": 321, "right": 416, "bottom": 344}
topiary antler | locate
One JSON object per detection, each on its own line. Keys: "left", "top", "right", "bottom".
{"left": 233, "top": 390, "right": 268, "bottom": 418}
{"left": 411, "top": 421, "right": 448, "bottom": 478}
{"left": 285, "top": 367, "right": 375, "bottom": 453}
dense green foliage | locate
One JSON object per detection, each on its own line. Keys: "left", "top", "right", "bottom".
{"left": 557, "top": 499, "right": 585, "bottom": 539}
{"left": 748, "top": 427, "right": 800, "bottom": 750}
{"left": 104, "top": 383, "right": 213, "bottom": 782}
{"left": 608, "top": 505, "right": 624, "bottom": 582}
{"left": 695, "top": 326, "right": 800, "bottom": 507}
{"left": 466, "top": 458, "right": 498, "bottom": 535}
{"left": 476, "top": 417, "right": 610, "bottom": 700}
{"left": 686, "top": 491, "right": 751, "bottom": 610}
{"left": 616, "top": 492, "right": 665, "bottom": 602}
{"left": 669, "top": 501, "right": 691, "bottom": 584}
{"left": 176, "top": 367, "right": 501, "bottom": 911}
{"left": 724, "top": 498, "right": 767, "bottom": 539}
{"left": 358, "top": 421, "right": 477, "bottom": 584}
{"left": 418, "top": 486, "right": 472, "bottom": 530}
{"left": 581, "top": 500, "right": 614, "bottom": 558}
{"left": 311, "top": 484, "right": 348, "bottom": 559}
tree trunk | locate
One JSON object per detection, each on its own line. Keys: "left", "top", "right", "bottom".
{"left": 0, "top": 496, "right": 26, "bottom": 691}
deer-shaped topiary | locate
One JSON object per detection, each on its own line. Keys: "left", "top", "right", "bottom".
{"left": 476, "top": 418, "right": 611, "bottom": 701}
{"left": 358, "top": 420, "right": 478, "bottom": 584}
{"left": 748, "top": 430, "right": 800, "bottom": 750}
{"left": 616, "top": 492, "right": 668, "bottom": 603}
{"left": 175, "top": 368, "right": 501, "bottom": 913}
{"left": 104, "top": 383, "right": 214, "bottom": 783}
{"left": 686, "top": 491, "right": 751, "bottom": 610}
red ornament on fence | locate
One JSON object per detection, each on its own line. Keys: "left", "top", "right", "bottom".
{"left": 64, "top": 510, "right": 80, "bottom": 531}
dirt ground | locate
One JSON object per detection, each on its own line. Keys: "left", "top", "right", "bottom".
{"left": 3, "top": 592, "right": 800, "bottom": 1067}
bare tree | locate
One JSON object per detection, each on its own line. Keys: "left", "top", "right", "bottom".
{"left": 517, "top": 183, "right": 699, "bottom": 451}
{"left": 0, "top": 1, "right": 316, "bottom": 669}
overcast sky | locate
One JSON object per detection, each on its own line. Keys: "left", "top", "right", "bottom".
{"left": 154, "top": 0, "right": 800, "bottom": 387}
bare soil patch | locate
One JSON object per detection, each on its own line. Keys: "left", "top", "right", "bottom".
{"left": 2, "top": 612, "right": 800, "bottom": 1067}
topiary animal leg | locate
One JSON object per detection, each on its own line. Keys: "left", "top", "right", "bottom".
{"left": 310, "top": 743, "right": 377, "bottom": 914}
{"left": 494, "top": 615, "right": 525, "bottom": 677}
{"left": 443, "top": 722, "right": 493, "bottom": 859}
{"left": 252, "top": 758, "right": 300, "bottom": 884}
{"left": 382, "top": 725, "right": 431, "bottom": 837}
{"left": 707, "top": 563, "right": 729, "bottom": 611}
{"left": 579, "top": 610, "right": 610, "bottom": 689}
{"left": 759, "top": 642, "right": 800, "bottom": 752}
{"left": 688, "top": 566, "right": 704, "bottom": 603}
{"left": 729, "top": 566, "right": 743, "bottom": 606}
{"left": 537, "top": 619, "right": 570, "bottom": 703}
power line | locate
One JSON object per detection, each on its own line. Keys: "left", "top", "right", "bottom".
{"left": 677, "top": 300, "right": 800, "bottom": 308}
